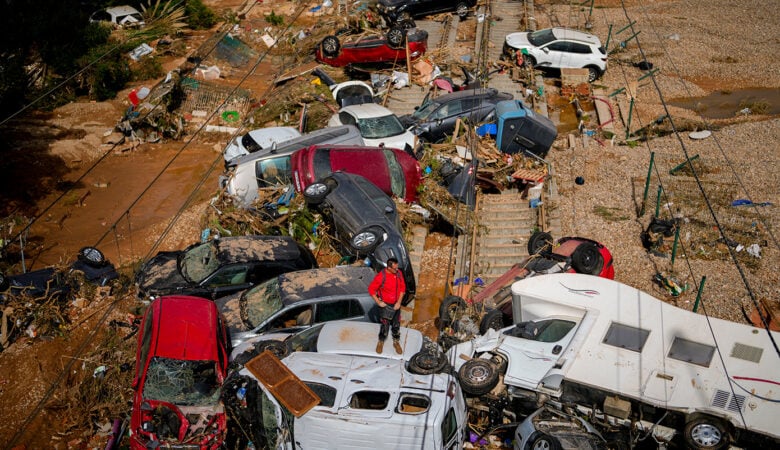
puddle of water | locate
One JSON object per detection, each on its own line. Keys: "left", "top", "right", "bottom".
{"left": 668, "top": 88, "right": 780, "bottom": 119}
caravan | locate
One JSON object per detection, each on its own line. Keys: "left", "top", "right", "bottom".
{"left": 448, "top": 273, "right": 780, "bottom": 449}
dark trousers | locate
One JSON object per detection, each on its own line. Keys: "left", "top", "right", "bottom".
{"left": 378, "top": 306, "right": 400, "bottom": 341}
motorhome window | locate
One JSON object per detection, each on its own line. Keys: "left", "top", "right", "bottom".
{"left": 603, "top": 322, "right": 650, "bottom": 352}
{"left": 349, "top": 391, "right": 390, "bottom": 410}
{"left": 668, "top": 337, "right": 715, "bottom": 367}
{"left": 441, "top": 407, "right": 458, "bottom": 447}
{"left": 305, "top": 382, "right": 336, "bottom": 407}
{"left": 397, "top": 393, "right": 430, "bottom": 414}
{"left": 505, "top": 319, "right": 576, "bottom": 342}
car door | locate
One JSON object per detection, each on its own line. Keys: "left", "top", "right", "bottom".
{"left": 430, "top": 99, "right": 463, "bottom": 141}
{"left": 541, "top": 40, "right": 574, "bottom": 69}
{"left": 567, "top": 42, "right": 595, "bottom": 69}
{"left": 202, "top": 264, "right": 252, "bottom": 299}
{"left": 313, "top": 299, "right": 367, "bottom": 323}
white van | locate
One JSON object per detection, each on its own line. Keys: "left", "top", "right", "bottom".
{"left": 448, "top": 273, "right": 780, "bottom": 449}
{"left": 232, "top": 352, "right": 467, "bottom": 449}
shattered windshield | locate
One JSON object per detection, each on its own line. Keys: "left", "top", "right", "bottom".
{"left": 383, "top": 150, "right": 406, "bottom": 199}
{"left": 356, "top": 114, "right": 405, "bottom": 139}
{"left": 180, "top": 241, "right": 220, "bottom": 284}
{"left": 411, "top": 101, "right": 439, "bottom": 120}
{"left": 240, "top": 278, "right": 282, "bottom": 329}
{"left": 143, "top": 357, "right": 220, "bottom": 406}
{"left": 527, "top": 29, "right": 555, "bottom": 47}
{"left": 287, "top": 323, "right": 326, "bottom": 352}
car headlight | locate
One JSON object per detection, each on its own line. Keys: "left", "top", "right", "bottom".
{"left": 352, "top": 230, "right": 379, "bottom": 249}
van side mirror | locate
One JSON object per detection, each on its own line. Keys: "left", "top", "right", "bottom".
{"left": 552, "top": 345, "right": 562, "bottom": 355}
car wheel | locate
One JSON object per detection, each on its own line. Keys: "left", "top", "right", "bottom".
{"left": 350, "top": 227, "right": 381, "bottom": 252}
{"left": 303, "top": 182, "right": 330, "bottom": 206}
{"left": 571, "top": 242, "right": 604, "bottom": 275}
{"left": 479, "top": 308, "right": 505, "bottom": 334}
{"left": 684, "top": 416, "right": 730, "bottom": 450}
{"left": 523, "top": 54, "right": 537, "bottom": 68}
{"left": 456, "top": 2, "right": 469, "bottom": 19}
{"left": 526, "top": 432, "right": 562, "bottom": 450}
{"left": 586, "top": 66, "right": 600, "bottom": 83}
{"left": 527, "top": 231, "right": 554, "bottom": 255}
{"left": 386, "top": 26, "right": 406, "bottom": 49}
{"left": 408, "top": 350, "right": 448, "bottom": 375}
{"left": 321, "top": 35, "right": 340, "bottom": 58}
{"left": 78, "top": 246, "right": 106, "bottom": 267}
{"left": 458, "top": 358, "right": 499, "bottom": 396}
{"left": 438, "top": 295, "right": 467, "bottom": 327}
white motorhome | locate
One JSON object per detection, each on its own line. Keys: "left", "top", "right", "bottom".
{"left": 448, "top": 273, "right": 780, "bottom": 449}
{"left": 234, "top": 352, "right": 467, "bottom": 449}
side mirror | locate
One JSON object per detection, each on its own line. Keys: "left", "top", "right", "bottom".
{"left": 542, "top": 47, "right": 550, "bottom": 54}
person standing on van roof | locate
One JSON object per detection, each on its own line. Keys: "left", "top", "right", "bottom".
{"left": 368, "top": 257, "right": 406, "bottom": 354}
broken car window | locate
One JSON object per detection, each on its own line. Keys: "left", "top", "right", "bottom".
{"left": 240, "top": 278, "right": 282, "bottom": 328}
{"left": 143, "top": 357, "right": 220, "bottom": 406}
{"left": 180, "top": 241, "right": 220, "bottom": 284}
{"left": 356, "top": 114, "right": 405, "bottom": 139}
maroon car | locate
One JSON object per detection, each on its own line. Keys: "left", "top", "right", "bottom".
{"left": 291, "top": 144, "right": 422, "bottom": 203}
{"left": 315, "top": 27, "right": 428, "bottom": 68}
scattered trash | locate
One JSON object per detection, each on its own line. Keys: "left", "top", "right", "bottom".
{"left": 93, "top": 365, "right": 108, "bottom": 379}
{"left": 633, "top": 60, "right": 654, "bottom": 70}
{"left": 738, "top": 107, "right": 751, "bottom": 116}
{"left": 688, "top": 130, "right": 711, "bottom": 140}
{"left": 731, "top": 199, "right": 772, "bottom": 207}
{"left": 667, "top": 33, "right": 680, "bottom": 41}
{"left": 575, "top": 176, "right": 585, "bottom": 185}
{"left": 746, "top": 243, "right": 761, "bottom": 258}
{"left": 654, "top": 272, "right": 687, "bottom": 297}
{"left": 129, "top": 43, "right": 153, "bottom": 61}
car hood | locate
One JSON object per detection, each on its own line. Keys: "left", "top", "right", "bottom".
{"left": 213, "top": 291, "right": 245, "bottom": 336}
{"left": 505, "top": 31, "right": 532, "bottom": 49}
{"left": 363, "top": 129, "right": 416, "bottom": 152}
{"left": 136, "top": 251, "right": 188, "bottom": 298}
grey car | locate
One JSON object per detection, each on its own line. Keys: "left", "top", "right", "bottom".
{"left": 215, "top": 266, "right": 379, "bottom": 346}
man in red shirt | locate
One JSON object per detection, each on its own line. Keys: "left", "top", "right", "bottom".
{"left": 368, "top": 257, "right": 406, "bottom": 354}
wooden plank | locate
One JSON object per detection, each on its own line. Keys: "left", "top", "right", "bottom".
{"left": 274, "top": 61, "right": 320, "bottom": 84}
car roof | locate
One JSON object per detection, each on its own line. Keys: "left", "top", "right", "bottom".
{"left": 549, "top": 27, "right": 602, "bottom": 46}
{"left": 106, "top": 5, "right": 141, "bottom": 15}
{"left": 215, "top": 235, "right": 301, "bottom": 263}
{"left": 316, "top": 321, "right": 424, "bottom": 360}
{"left": 230, "top": 125, "right": 362, "bottom": 167}
{"left": 149, "top": 295, "right": 220, "bottom": 361}
{"left": 340, "top": 103, "right": 396, "bottom": 119}
{"left": 429, "top": 87, "right": 501, "bottom": 103}
{"left": 279, "top": 266, "right": 375, "bottom": 304}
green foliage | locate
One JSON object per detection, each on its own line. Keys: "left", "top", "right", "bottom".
{"left": 131, "top": 56, "right": 165, "bottom": 81}
{"left": 89, "top": 53, "right": 132, "bottom": 101}
{"left": 184, "top": 0, "right": 217, "bottom": 29}
{"left": 265, "top": 10, "right": 284, "bottom": 26}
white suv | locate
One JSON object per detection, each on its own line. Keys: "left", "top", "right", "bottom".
{"left": 504, "top": 28, "right": 607, "bottom": 82}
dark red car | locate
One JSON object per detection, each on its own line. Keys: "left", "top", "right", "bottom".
{"left": 315, "top": 27, "right": 428, "bottom": 68}
{"left": 291, "top": 144, "right": 422, "bottom": 203}
{"left": 130, "top": 295, "right": 230, "bottom": 450}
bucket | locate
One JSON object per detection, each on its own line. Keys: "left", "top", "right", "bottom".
{"left": 128, "top": 89, "right": 139, "bottom": 107}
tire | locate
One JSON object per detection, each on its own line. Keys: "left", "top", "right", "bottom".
{"left": 303, "top": 182, "right": 330, "bottom": 206}
{"left": 683, "top": 416, "right": 729, "bottom": 450}
{"left": 386, "top": 26, "right": 406, "bottom": 49}
{"left": 571, "top": 242, "right": 604, "bottom": 275}
{"left": 528, "top": 231, "right": 554, "bottom": 255}
{"left": 523, "top": 54, "right": 537, "bottom": 68}
{"left": 586, "top": 66, "right": 600, "bottom": 83}
{"left": 456, "top": 2, "right": 469, "bottom": 19}
{"left": 349, "top": 227, "right": 381, "bottom": 252}
{"left": 78, "top": 246, "right": 106, "bottom": 267}
{"left": 321, "top": 35, "right": 340, "bottom": 58}
{"left": 526, "top": 432, "right": 562, "bottom": 450}
{"left": 458, "top": 358, "right": 499, "bottom": 396}
{"left": 408, "top": 350, "right": 448, "bottom": 375}
{"left": 479, "top": 308, "right": 505, "bottom": 334}
{"left": 438, "top": 295, "right": 467, "bottom": 327}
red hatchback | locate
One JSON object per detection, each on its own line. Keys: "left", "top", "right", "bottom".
{"left": 315, "top": 27, "right": 428, "bottom": 68}
{"left": 130, "top": 296, "right": 230, "bottom": 450}
{"left": 291, "top": 144, "right": 422, "bottom": 203}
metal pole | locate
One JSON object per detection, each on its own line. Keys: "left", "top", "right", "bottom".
{"left": 639, "top": 152, "right": 654, "bottom": 217}
{"left": 625, "top": 97, "right": 634, "bottom": 139}
{"left": 671, "top": 225, "right": 681, "bottom": 266}
{"left": 692, "top": 276, "right": 707, "bottom": 313}
{"left": 605, "top": 24, "right": 613, "bottom": 50}
{"left": 655, "top": 185, "right": 662, "bottom": 217}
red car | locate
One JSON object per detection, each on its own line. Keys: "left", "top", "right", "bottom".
{"left": 315, "top": 27, "right": 428, "bottom": 67}
{"left": 291, "top": 144, "right": 422, "bottom": 203}
{"left": 130, "top": 296, "right": 230, "bottom": 450}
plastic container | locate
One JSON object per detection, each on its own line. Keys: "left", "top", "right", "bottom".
{"left": 528, "top": 182, "right": 543, "bottom": 200}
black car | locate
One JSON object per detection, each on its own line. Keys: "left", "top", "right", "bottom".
{"left": 377, "top": 0, "right": 477, "bottom": 24}
{"left": 302, "top": 172, "right": 416, "bottom": 304}
{"left": 400, "top": 88, "right": 513, "bottom": 143}
{"left": 135, "top": 235, "right": 317, "bottom": 301}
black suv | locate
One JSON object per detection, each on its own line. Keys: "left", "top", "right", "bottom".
{"left": 302, "top": 172, "right": 416, "bottom": 304}
{"left": 377, "top": 0, "right": 476, "bottom": 24}
{"left": 135, "top": 235, "right": 317, "bottom": 301}
{"left": 400, "top": 88, "right": 513, "bottom": 143}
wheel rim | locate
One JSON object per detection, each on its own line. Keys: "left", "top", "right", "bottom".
{"left": 533, "top": 439, "right": 551, "bottom": 450}
{"left": 414, "top": 352, "right": 439, "bottom": 370}
{"left": 389, "top": 30, "right": 402, "bottom": 42}
{"left": 588, "top": 68, "right": 598, "bottom": 82}
{"left": 465, "top": 363, "right": 490, "bottom": 383}
{"left": 457, "top": 5, "right": 468, "bottom": 16}
{"left": 352, "top": 231, "right": 378, "bottom": 249}
{"left": 81, "top": 247, "right": 104, "bottom": 263}
{"left": 690, "top": 423, "right": 722, "bottom": 447}
{"left": 305, "top": 183, "right": 327, "bottom": 197}
{"left": 323, "top": 39, "right": 337, "bottom": 53}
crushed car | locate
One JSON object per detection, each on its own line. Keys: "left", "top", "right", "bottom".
{"left": 514, "top": 406, "right": 610, "bottom": 450}
{"left": 328, "top": 102, "right": 419, "bottom": 152}
{"left": 302, "top": 172, "right": 416, "bottom": 303}
{"left": 129, "top": 295, "right": 230, "bottom": 450}
{"left": 135, "top": 235, "right": 317, "bottom": 301}
{"left": 222, "top": 126, "right": 301, "bottom": 163}
{"left": 377, "top": 0, "right": 476, "bottom": 24}
{"left": 316, "top": 26, "right": 428, "bottom": 68}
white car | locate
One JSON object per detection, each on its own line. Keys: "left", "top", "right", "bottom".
{"left": 503, "top": 27, "right": 607, "bottom": 82}
{"left": 328, "top": 103, "right": 418, "bottom": 153}
{"left": 222, "top": 126, "right": 301, "bottom": 162}
{"left": 89, "top": 5, "right": 145, "bottom": 28}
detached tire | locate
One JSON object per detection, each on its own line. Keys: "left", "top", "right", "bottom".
{"left": 571, "top": 242, "right": 604, "bottom": 275}
{"left": 78, "top": 247, "right": 106, "bottom": 267}
{"left": 528, "top": 231, "right": 554, "bottom": 255}
{"left": 321, "top": 35, "right": 340, "bottom": 58}
{"left": 458, "top": 358, "right": 499, "bottom": 396}
{"left": 438, "top": 295, "right": 467, "bottom": 327}
{"left": 479, "top": 308, "right": 505, "bottom": 335}
{"left": 683, "top": 416, "right": 729, "bottom": 450}
{"left": 386, "top": 26, "right": 406, "bottom": 49}
{"left": 408, "top": 351, "right": 448, "bottom": 375}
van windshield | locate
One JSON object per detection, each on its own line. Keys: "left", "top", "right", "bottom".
{"left": 240, "top": 278, "right": 282, "bottom": 328}
{"left": 505, "top": 319, "right": 576, "bottom": 343}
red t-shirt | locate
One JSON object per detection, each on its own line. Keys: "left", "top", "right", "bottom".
{"left": 368, "top": 268, "right": 406, "bottom": 305}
